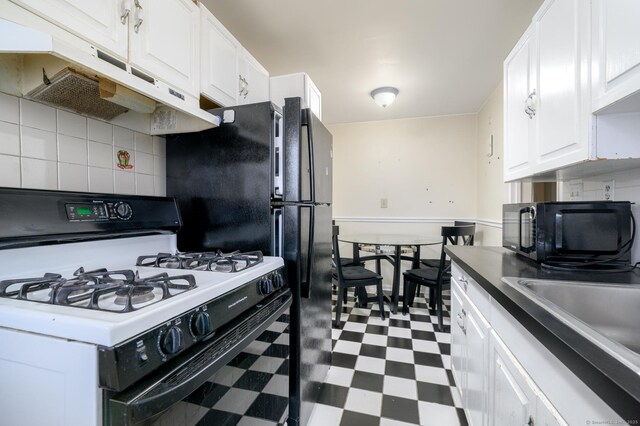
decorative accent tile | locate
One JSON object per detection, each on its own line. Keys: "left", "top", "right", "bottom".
{"left": 58, "top": 134, "right": 88, "bottom": 165}
{"left": 115, "top": 147, "right": 134, "bottom": 171}
{"left": 20, "top": 98, "right": 56, "bottom": 132}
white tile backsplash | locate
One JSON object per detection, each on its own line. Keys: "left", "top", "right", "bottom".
{"left": 136, "top": 173, "right": 155, "bottom": 196}
{"left": 21, "top": 127, "right": 57, "bottom": 161}
{"left": 135, "top": 151, "right": 154, "bottom": 175}
{"left": 59, "top": 162, "right": 88, "bottom": 191}
{"left": 135, "top": 133, "right": 153, "bottom": 154}
{"left": 22, "top": 158, "right": 57, "bottom": 189}
{"left": 88, "top": 141, "right": 114, "bottom": 169}
{"left": 88, "top": 118, "right": 113, "bottom": 144}
{"left": 0, "top": 121, "right": 20, "bottom": 155}
{"left": 20, "top": 99, "right": 56, "bottom": 132}
{"left": 58, "top": 134, "right": 88, "bottom": 165}
{"left": 113, "top": 126, "right": 135, "bottom": 149}
{"left": 57, "top": 110, "right": 87, "bottom": 139}
{"left": 89, "top": 167, "right": 114, "bottom": 193}
{"left": 0, "top": 92, "right": 19, "bottom": 124}
{"left": 0, "top": 154, "right": 20, "bottom": 187}
{"left": 114, "top": 171, "right": 135, "bottom": 194}
{"left": 0, "top": 93, "right": 167, "bottom": 197}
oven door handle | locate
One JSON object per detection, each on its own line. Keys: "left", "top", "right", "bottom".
{"left": 107, "top": 292, "right": 292, "bottom": 426}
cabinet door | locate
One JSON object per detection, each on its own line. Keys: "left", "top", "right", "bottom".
{"left": 306, "top": 76, "right": 322, "bottom": 120}
{"left": 534, "top": 0, "right": 589, "bottom": 171}
{"left": 592, "top": 0, "right": 640, "bottom": 112}
{"left": 239, "top": 50, "right": 269, "bottom": 104}
{"left": 450, "top": 280, "right": 466, "bottom": 400}
{"left": 129, "top": 0, "right": 200, "bottom": 97}
{"left": 488, "top": 331, "right": 536, "bottom": 426}
{"left": 503, "top": 27, "right": 535, "bottom": 182}
{"left": 11, "top": 0, "right": 128, "bottom": 59}
{"left": 200, "top": 5, "right": 239, "bottom": 106}
{"left": 465, "top": 299, "right": 489, "bottom": 426}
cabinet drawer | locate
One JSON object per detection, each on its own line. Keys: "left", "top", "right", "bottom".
{"left": 452, "top": 263, "right": 491, "bottom": 319}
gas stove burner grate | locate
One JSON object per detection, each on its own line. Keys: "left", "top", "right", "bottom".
{"left": 0, "top": 268, "right": 197, "bottom": 313}
{"left": 136, "top": 250, "right": 264, "bottom": 273}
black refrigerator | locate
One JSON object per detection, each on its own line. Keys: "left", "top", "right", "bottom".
{"left": 165, "top": 97, "right": 332, "bottom": 426}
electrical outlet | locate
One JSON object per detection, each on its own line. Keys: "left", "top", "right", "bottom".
{"left": 568, "top": 182, "right": 583, "bottom": 201}
{"left": 603, "top": 180, "right": 615, "bottom": 200}
{"left": 380, "top": 198, "right": 388, "bottom": 208}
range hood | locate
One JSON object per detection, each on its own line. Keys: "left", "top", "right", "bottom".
{"left": 0, "top": 6, "right": 219, "bottom": 134}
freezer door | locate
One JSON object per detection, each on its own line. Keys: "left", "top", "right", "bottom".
{"left": 283, "top": 98, "right": 333, "bottom": 205}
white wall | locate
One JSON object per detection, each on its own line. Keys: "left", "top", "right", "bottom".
{"left": 0, "top": 92, "right": 166, "bottom": 195}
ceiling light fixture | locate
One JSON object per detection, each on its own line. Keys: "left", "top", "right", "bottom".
{"left": 370, "top": 87, "right": 399, "bottom": 108}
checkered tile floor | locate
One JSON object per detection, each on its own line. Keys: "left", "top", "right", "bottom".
{"left": 152, "top": 313, "right": 291, "bottom": 426}
{"left": 306, "top": 287, "right": 468, "bottom": 426}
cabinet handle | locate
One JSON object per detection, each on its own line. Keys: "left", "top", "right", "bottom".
{"left": 238, "top": 75, "right": 249, "bottom": 98}
{"left": 456, "top": 310, "right": 466, "bottom": 334}
{"left": 458, "top": 276, "right": 468, "bottom": 291}
{"left": 133, "top": 0, "right": 144, "bottom": 33}
{"left": 524, "top": 89, "right": 536, "bottom": 119}
{"left": 120, "top": 0, "right": 131, "bottom": 24}
{"left": 523, "top": 415, "right": 534, "bottom": 426}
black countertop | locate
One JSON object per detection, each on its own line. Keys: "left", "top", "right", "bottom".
{"left": 445, "top": 246, "right": 640, "bottom": 420}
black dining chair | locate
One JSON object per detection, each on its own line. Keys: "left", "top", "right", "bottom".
{"left": 402, "top": 224, "right": 475, "bottom": 331}
{"left": 332, "top": 225, "right": 385, "bottom": 328}
{"left": 420, "top": 221, "right": 475, "bottom": 268}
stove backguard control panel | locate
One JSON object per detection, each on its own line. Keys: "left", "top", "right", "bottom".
{"left": 98, "top": 266, "right": 287, "bottom": 392}
{"left": 65, "top": 201, "right": 133, "bottom": 222}
{"left": 0, "top": 187, "right": 181, "bottom": 247}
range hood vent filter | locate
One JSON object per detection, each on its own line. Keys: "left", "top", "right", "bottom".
{"left": 26, "top": 68, "right": 128, "bottom": 121}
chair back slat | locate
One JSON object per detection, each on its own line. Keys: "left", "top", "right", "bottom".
{"left": 332, "top": 225, "right": 345, "bottom": 282}
{"left": 437, "top": 224, "right": 476, "bottom": 280}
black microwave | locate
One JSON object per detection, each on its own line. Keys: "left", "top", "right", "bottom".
{"left": 502, "top": 201, "right": 632, "bottom": 265}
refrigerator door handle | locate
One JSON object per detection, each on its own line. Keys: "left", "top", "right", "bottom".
{"left": 302, "top": 109, "right": 316, "bottom": 203}
{"left": 301, "top": 205, "right": 315, "bottom": 299}
{"left": 272, "top": 207, "right": 283, "bottom": 257}
{"left": 273, "top": 112, "right": 284, "bottom": 198}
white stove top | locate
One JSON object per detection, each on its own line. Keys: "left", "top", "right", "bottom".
{"left": 0, "top": 235, "right": 284, "bottom": 346}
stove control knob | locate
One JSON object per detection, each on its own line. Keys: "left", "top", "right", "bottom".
{"left": 159, "top": 326, "right": 183, "bottom": 356}
{"left": 190, "top": 312, "right": 211, "bottom": 338}
{"left": 114, "top": 202, "right": 133, "bottom": 220}
{"left": 257, "top": 277, "right": 273, "bottom": 295}
{"left": 271, "top": 272, "right": 283, "bottom": 289}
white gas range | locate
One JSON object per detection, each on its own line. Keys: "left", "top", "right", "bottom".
{"left": 0, "top": 188, "right": 291, "bottom": 426}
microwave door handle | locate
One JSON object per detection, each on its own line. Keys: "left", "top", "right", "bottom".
{"left": 302, "top": 109, "right": 316, "bottom": 203}
{"left": 519, "top": 206, "right": 533, "bottom": 252}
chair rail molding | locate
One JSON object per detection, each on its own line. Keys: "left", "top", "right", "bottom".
{"left": 332, "top": 216, "right": 502, "bottom": 229}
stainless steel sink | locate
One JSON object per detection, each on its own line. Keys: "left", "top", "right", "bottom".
{"left": 501, "top": 277, "right": 640, "bottom": 371}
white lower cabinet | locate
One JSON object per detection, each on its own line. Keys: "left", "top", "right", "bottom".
{"left": 450, "top": 264, "right": 568, "bottom": 426}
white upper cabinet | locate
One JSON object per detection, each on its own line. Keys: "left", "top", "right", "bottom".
{"left": 10, "top": 0, "right": 128, "bottom": 60}
{"left": 592, "top": 0, "right": 640, "bottom": 113}
{"left": 270, "top": 72, "right": 323, "bottom": 119}
{"left": 504, "top": 28, "right": 535, "bottom": 181}
{"left": 129, "top": 0, "right": 200, "bottom": 98}
{"left": 533, "top": 0, "right": 590, "bottom": 172}
{"left": 10, "top": 0, "right": 200, "bottom": 98}
{"left": 200, "top": 4, "right": 239, "bottom": 107}
{"left": 238, "top": 49, "right": 269, "bottom": 105}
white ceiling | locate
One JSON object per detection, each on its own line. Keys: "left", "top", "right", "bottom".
{"left": 202, "top": 0, "right": 543, "bottom": 124}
